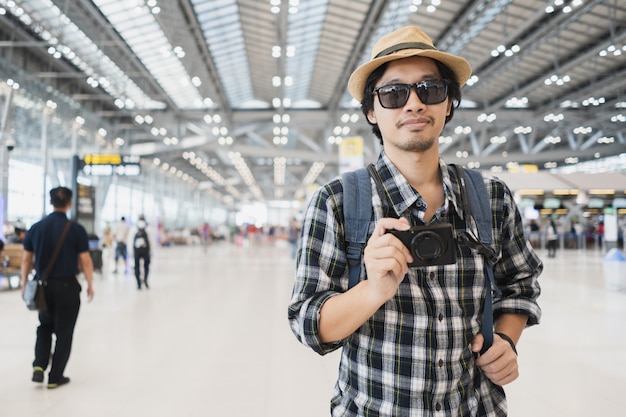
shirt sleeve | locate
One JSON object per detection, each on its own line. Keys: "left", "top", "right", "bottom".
{"left": 287, "top": 180, "right": 349, "bottom": 355}
{"left": 490, "top": 177, "right": 542, "bottom": 326}
{"left": 75, "top": 223, "right": 90, "bottom": 254}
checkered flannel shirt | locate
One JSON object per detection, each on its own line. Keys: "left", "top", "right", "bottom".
{"left": 288, "top": 152, "right": 542, "bottom": 417}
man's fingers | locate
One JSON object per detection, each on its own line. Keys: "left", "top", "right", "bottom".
{"left": 372, "top": 217, "right": 410, "bottom": 237}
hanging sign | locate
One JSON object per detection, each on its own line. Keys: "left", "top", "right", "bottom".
{"left": 80, "top": 154, "right": 141, "bottom": 176}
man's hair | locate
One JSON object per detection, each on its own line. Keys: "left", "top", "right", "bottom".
{"left": 360, "top": 59, "right": 462, "bottom": 144}
{"left": 49, "top": 186, "right": 73, "bottom": 208}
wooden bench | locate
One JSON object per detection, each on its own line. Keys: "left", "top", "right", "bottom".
{"left": 1, "top": 243, "right": 24, "bottom": 289}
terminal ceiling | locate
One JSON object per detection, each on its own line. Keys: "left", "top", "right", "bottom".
{"left": 0, "top": 0, "right": 625, "bottom": 205}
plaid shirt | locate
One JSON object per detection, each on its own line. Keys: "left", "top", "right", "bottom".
{"left": 288, "top": 152, "right": 542, "bottom": 417}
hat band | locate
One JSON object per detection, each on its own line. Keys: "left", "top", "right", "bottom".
{"left": 374, "top": 42, "right": 436, "bottom": 59}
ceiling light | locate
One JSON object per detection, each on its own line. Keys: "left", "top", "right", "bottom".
{"left": 466, "top": 75, "right": 479, "bottom": 86}
{"left": 544, "top": 113, "right": 564, "bottom": 122}
{"left": 477, "top": 113, "right": 496, "bottom": 122}
{"left": 302, "top": 162, "right": 325, "bottom": 186}
{"left": 505, "top": 97, "right": 528, "bottom": 108}
{"left": 490, "top": 136, "right": 506, "bottom": 144}
{"left": 514, "top": 126, "right": 532, "bottom": 134}
{"left": 597, "top": 136, "right": 614, "bottom": 144}
{"left": 582, "top": 97, "right": 605, "bottom": 106}
{"left": 544, "top": 136, "right": 561, "bottom": 144}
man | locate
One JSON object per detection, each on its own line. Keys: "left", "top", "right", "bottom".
{"left": 8, "top": 226, "right": 26, "bottom": 243}
{"left": 0, "top": 239, "right": 5, "bottom": 268}
{"left": 288, "top": 26, "right": 542, "bottom": 416}
{"left": 20, "top": 186, "right": 95, "bottom": 389}
{"left": 132, "top": 215, "right": 151, "bottom": 289}
{"left": 113, "top": 216, "right": 129, "bottom": 273}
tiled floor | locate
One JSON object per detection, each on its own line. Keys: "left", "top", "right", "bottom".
{"left": 1, "top": 240, "right": 625, "bottom": 416}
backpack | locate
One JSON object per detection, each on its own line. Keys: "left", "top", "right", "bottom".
{"left": 134, "top": 229, "right": 150, "bottom": 253}
{"left": 341, "top": 164, "right": 497, "bottom": 354}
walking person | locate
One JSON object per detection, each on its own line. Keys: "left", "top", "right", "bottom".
{"left": 200, "top": 222, "right": 211, "bottom": 253}
{"left": 288, "top": 26, "right": 542, "bottom": 416}
{"left": 287, "top": 217, "right": 300, "bottom": 259}
{"left": 546, "top": 218, "right": 558, "bottom": 258}
{"left": 20, "top": 186, "right": 95, "bottom": 389}
{"left": 132, "top": 216, "right": 151, "bottom": 289}
{"left": 113, "top": 216, "right": 129, "bottom": 273}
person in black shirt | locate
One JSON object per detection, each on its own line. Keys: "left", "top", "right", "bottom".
{"left": 133, "top": 216, "right": 151, "bottom": 289}
{"left": 20, "top": 186, "right": 95, "bottom": 389}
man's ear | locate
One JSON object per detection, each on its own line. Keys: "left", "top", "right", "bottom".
{"left": 446, "top": 100, "right": 452, "bottom": 117}
{"left": 367, "top": 109, "right": 377, "bottom": 124}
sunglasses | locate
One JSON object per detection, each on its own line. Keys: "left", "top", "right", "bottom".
{"left": 373, "top": 79, "right": 450, "bottom": 108}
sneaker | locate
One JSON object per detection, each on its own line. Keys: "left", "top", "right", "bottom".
{"left": 32, "top": 367, "right": 44, "bottom": 383}
{"left": 47, "top": 376, "right": 70, "bottom": 389}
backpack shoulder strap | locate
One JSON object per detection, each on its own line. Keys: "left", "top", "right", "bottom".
{"left": 450, "top": 165, "right": 498, "bottom": 355}
{"left": 341, "top": 167, "right": 372, "bottom": 289}
{"left": 461, "top": 167, "right": 493, "bottom": 246}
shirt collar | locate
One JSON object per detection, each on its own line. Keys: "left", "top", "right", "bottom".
{"left": 373, "top": 151, "right": 465, "bottom": 221}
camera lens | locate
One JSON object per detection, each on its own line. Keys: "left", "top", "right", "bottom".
{"left": 410, "top": 231, "right": 445, "bottom": 262}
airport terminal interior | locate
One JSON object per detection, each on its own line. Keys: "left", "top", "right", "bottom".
{"left": 1, "top": 0, "right": 626, "bottom": 416}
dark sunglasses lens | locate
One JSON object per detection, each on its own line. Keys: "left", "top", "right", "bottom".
{"left": 417, "top": 81, "right": 448, "bottom": 104}
{"left": 378, "top": 85, "right": 410, "bottom": 108}
{"left": 377, "top": 81, "right": 448, "bottom": 108}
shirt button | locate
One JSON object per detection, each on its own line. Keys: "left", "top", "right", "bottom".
{"left": 438, "top": 313, "right": 443, "bottom": 321}
{"left": 429, "top": 272, "right": 435, "bottom": 279}
{"left": 436, "top": 402, "right": 442, "bottom": 411}
{"left": 438, "top": 359, "right": 444, "bottom": 367}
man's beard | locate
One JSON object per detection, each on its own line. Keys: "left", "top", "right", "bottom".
{"left": 395, "top": 136, "right": 436, "bottom": 153}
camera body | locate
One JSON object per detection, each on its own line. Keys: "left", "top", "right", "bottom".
{"left": 388, "top": 223, "right": 457, "bottom": 267}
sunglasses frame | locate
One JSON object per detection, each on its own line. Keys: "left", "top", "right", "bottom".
{"left": 373, "top": 79, "right": 450, "bottom": 109}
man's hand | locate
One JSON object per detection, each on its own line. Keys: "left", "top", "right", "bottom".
{"left": 471, "top": 333, "right": 519, "bottom": 385}
{"left": 86, "top": 285, "right": 95, "bottom": 302}
{"left": 363, "top": 217, "right": 413, "bottom": 304}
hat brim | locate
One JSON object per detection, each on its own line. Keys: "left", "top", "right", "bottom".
{"left": 348, "top": 49, "right": 472, "bottom": 101}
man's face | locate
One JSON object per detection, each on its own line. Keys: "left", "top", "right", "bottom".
{"left": 367, "top": 56, "right": 452, "bottom": 154}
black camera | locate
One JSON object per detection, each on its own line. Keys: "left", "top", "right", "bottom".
{"left": 388, "top": 223, "right": 457, "bottom": 267}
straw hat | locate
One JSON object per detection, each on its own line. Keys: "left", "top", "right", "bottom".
{"left": 348, "top": 26, "right": 472, "bottom": 101}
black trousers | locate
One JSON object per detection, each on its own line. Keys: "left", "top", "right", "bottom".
{"left": 547, "top": 239, "right": 558, "bottom": 257}
{"left": 33, "top": 278, "right": 81, "bottom": 382}
{"left": 134, "top": 252, "right": 151, "bottom": 288}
